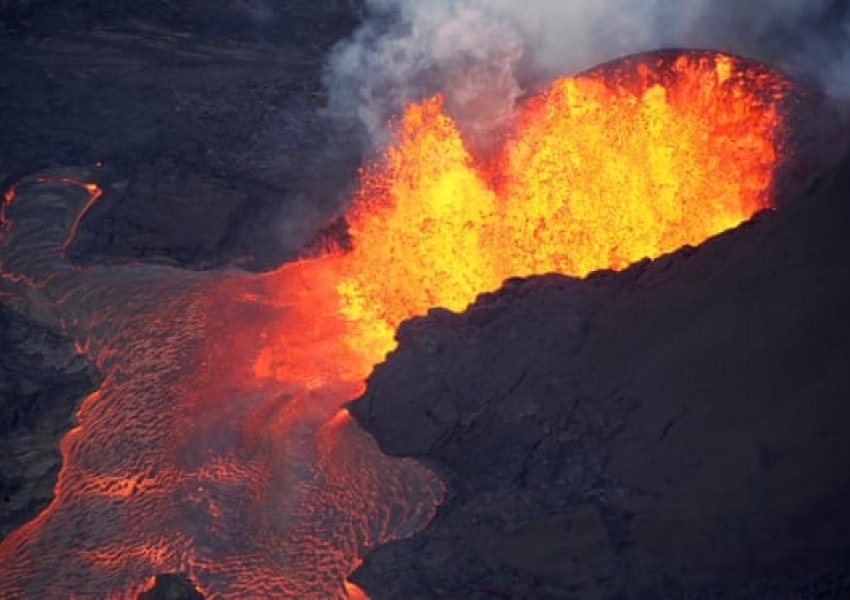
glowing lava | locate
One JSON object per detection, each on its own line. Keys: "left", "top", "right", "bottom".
{"left": 0, "top": 51, "right": 789, "bottom": 598}
{"left": 321, "top": 51, "right": 789, "bottom": 367}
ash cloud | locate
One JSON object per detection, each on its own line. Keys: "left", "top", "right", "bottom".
{"left": 324, "top": 0, "right": 850, "bottom": 147}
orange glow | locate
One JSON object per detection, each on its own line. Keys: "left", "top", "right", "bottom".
{"left": 344, "top": 576, "right": 370, "bottom": 600}
{"left": 1, "top": 186, "right": 16, "bottom": 244}
{"left": 495, "top": 53, "right": 784, "bottom": 277}
{"left": 327, "top": 408, "right": 355, "bottom": 429}
{"left": 245, "top": 52, "right": 789, "bottom": 592}
{"left": 1, "top": 177, "right": 102, "bottom": 287}
{"left": 331, "top": 51, "right": 788, "bottom": 366}
{"left": 0, "top": 51, "right": 789, "bottom": 598}
{"left": 61, "top": 178, "right": 103, "bottom": 252}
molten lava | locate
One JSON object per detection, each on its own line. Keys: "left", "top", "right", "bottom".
{"left": 320, "top": 51, "right": 789, "bottom": 368}
{"left": 0, "top": 51, "right": 789, "bottom": 598}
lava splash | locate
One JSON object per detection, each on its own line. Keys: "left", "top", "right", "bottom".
{"left": 0, "top": 50, "right": 789, "bottom": 598}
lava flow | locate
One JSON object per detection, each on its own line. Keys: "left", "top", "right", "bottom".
{"left": 0, "top": 50, "right": 789, "bottom": 598}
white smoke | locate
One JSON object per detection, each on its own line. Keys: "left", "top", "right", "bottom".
{"left": 324, "top": 0, "right": 850, "bottom": 146}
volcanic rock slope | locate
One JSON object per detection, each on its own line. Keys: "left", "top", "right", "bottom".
{"left": 350, "top": 152, "right": 850, "bottom": 598}
{"left": 0, "top": 0, "right": 364, "bottom": 270}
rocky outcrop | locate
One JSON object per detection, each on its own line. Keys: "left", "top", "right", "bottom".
{"left": 0, "top": 303, "right": 98, "bottom": 540}
{"left": 350, "top": 153, "right": 850, "bottom": 597}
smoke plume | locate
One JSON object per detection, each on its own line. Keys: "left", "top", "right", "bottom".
{"left": 325, "top": 0, "right": 850, "bottom": 147}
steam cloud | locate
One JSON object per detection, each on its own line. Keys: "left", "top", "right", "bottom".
{"left": 324, "top": 0, "right": 850, "bottom": 147}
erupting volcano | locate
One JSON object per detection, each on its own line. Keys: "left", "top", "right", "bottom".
{"left": 333, "top": 51, "right": 788, "bottom": 363}
{"left": 0, "top": 50, "right": 790, "bottom": 597}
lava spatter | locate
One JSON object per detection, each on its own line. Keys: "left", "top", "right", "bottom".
{"left": 334, "top": 51, "right": 789, "bottom": 363}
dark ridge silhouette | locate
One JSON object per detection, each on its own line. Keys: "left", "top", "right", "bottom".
{"left": 350, "top": 148, "right": 850, "bottom": 597}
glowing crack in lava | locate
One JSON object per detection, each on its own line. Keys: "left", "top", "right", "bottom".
{"left": 0, "top": 51, "right": 788, "bottom": 597}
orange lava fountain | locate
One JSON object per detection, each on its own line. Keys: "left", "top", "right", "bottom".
{"left": 0, "top": 51, "right": 789, "bottom": 598}
{"left": 307, "top": 51, "right": 788, "bottom": 370}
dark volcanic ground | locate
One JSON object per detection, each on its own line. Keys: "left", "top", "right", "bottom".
{"left": 350, "top": 150, "right": 850, "bottom": 598}
{"left": 0, "top": 303, "right": 98, "bottom": 540}
{"left": 0, "top": 0, "right": 364, "bottom": 270}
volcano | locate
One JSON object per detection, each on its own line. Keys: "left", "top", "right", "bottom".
{"left": 2, "top": 4, "right": 850, "bottom": 599}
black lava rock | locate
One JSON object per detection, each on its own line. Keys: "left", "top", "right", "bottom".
{"left": 0, "top": 303, "right": 98, "bottom": 540}
{"left": 350, "top": 151, "right": 850, "bottom": 597}
{"left": 0, "top": 0, "right": 365, "bottom": 270}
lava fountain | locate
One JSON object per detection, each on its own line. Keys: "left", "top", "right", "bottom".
{"left": 330, "top": 50, "right": 788, "bottom": 364}
{"left": 0, "top": 51, "right": 789, "bottom": 598}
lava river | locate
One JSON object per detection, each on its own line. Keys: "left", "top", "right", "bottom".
{"left": 0, "top": 51, "right": 789, "bottom": 597}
